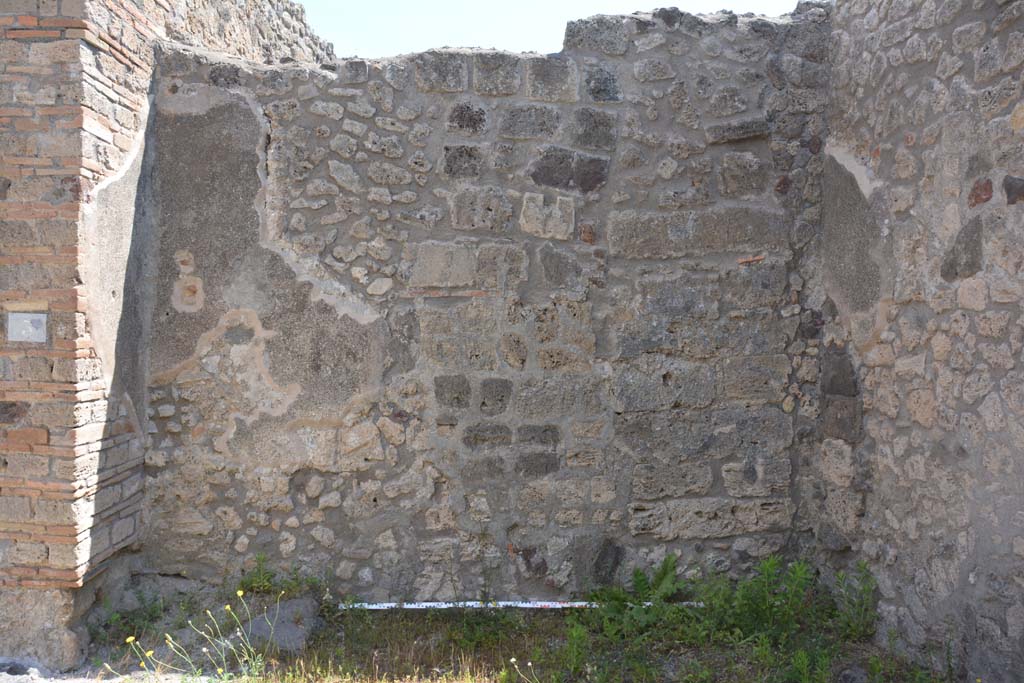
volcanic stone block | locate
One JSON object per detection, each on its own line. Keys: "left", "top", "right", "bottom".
{"left": 473, "top": 52, "right": 522, "bottom": 96}
{"left": 462, "top": 423, "right": 513, "bottom": 449}
{"left": 443, "top": 145, "right": 483, "bottom": 178}
{"left": 529, "top": 146, "right": 609, "bottom": 193}
{"left": 633, "top": 58, "right": 676, "bottom": 81}
{"left": 517, "top": 425, "right": 561, "bottom": 448}
{"left": 525, "top": 56, "right": 579, "bottom": 102}
{"left": 413, "top": 51, "right": 468, "bottom": 92}
{"left": 434, "top": 375, "right": 471, "bottom": 408}
{"left": 719, "top": 151, "right": 768, "bottom": 197}
{"left": 447, "top": 102, "right": 487, "bottom": 134}
{"left": 571, "top": 107, "right": 617, "bottom": 151}
{"left": 499, "top": 105, "right": 560, "bottom": 139}
{"left": 705, "top": 116, "right": 771, "bottom": 144}
{"left": 515, "top": 452, "right": 560, "bottom": 476}
{"left": 583, "top": 63, "right": 621, "bottom": 102}
{"left": 1005, "top": 175, "right": 1024, "bottom": 205}
{"left": 941, "top": 217, "right": 983, "bottom": 282}
{"left": 820, "top": 347, "right": 859, "bottom": 397}
{"left": 563, "top": 16, "right": 629, "bottom": 55}
{"left": 480, "top": 378, "right": 512, "bottom": 415}
{"left": 821, "top": 395, "right": 864, "bottom": 442}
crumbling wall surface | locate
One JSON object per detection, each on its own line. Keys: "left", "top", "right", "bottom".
{"left": 824, "top": 0, "right": 1024, "bottom": 678}
{"left": 138, "top": 3, "right": 831, "bottom": 601}
{"left": 0, "top": 0, "right": 330, "bottom": 671}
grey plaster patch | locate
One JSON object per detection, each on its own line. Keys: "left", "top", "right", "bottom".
{"left": 821, "top": 154, "right": 886, "bottom": 314}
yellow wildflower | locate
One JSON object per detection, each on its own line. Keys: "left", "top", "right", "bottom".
{"left": 125, "top": 636, "right": 135, "bottom": 644}
{"left": 224, "top": 604, "right": 232, "bottom": 611}
{"left": 236, "top": 589, "right": 244, "bottom": 597}
{"left": 145, "top": 650, "right": 154, "bottom": 658}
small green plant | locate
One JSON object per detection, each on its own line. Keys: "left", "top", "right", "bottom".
{"left": 560, "top": 617, "right": 590, "bottom": 675}
{"left": 238, "top": 553, "right": 277, "bottom": 595}
{"left": 105, "top": 589, "right": 280, "bottom": 680}
{"left": 89, "top": 591, "right": 165, "bottom": 645}
{"left": 835, "top": 561, "right": 879, "bottom": 640}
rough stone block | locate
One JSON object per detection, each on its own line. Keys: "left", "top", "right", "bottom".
{"left": 819, "top": 438, "right": 856, "bottom": 487}
{"left": 447, "top": 102, "right": 487, "bottom": 134}
{"left": 722, "top": 452, "right": 791, "bottom": 497}
{"left": 499, "top": 104, "right": 560, "bottom": 139}
{"left": 571, "top": 107, "right": 617, "bottom": 151}
{"left": 413, "top": 51, "right": 468, "bottom": 92}
{"left": 821, "top": 395, "right": 863, "bottom": 442}
{"left": 442, "top": 145, "right": 484, "bottom": 178}
{"left": 718, "top": 151, "right": 768, "bottom": 197}
{"left": 705, "top": 117, "right": 771, "bottom": 144}
{"left": 632, "top": 462, "right": 713, "bottom": 499}
{"left": 583, "top": 63, "right": 621, "bottom": 101}
{"left": 517, "top": 424, "right": 561, "bottom": 448}
{"left": 447, "top": 186, "right": 515, "bottom": 232}
{"left": 434, "top": 375, "right": 471, "bottom": 408}
{"left": 525, "top": 56, "right": 579, "bottom": 102}
{"left": 612, "top": 355, "right": 716, "bottom": 412}
{"left": 720, "top": 260, "right": 789, "bottom": 309}
{"left": 1005, "top": 175, "right": 1024, "bottom": 205}
{"left": 940, "top": 217, "right": 982, "bottom": 282}
{"left": 718, "top": 355, "right": 790, "bottom": 403}
{"left": 607, "top": 208, "right": 787, "bottom": 258}
{"left": 563, "top": 16, "right": 629, "bottom": 55}
{"left": 820, "top": 347, "right": 858, "bottom": 397}
{"left": 473, "top": 52, "right": 522, "bottom": 96}
{"left": 633, "top": 58, "right": 676, "bottom": 82}
{"left": 529, "top": 146, "right": 609, "bottom": 193}
{"left": 408, "top": 243, "right": 476, "bottom": 288}
{"left": 519, "top": 193, "right": 575, "bottom": 239}
{"left": 629, "top": 498, "right": 793, "bottom": 540}
{"left": 480, "top": 378, "right": 512, "bottom": 415}
{"left": 462, "top": 423, "right": 513, "bottom": 449}
{"left": 515, "top": 452, "right": 560, "bottom": 476}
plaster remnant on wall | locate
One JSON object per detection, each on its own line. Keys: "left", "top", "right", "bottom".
{"left": 170, "top": 250, "right": 205, "bottom": 312}
{"left": 150, "top": 309, "right": 300, "bottom": 453}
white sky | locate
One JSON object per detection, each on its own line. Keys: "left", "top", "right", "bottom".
{"left": 297, "top": 0, "right": 799, "bottom": 59}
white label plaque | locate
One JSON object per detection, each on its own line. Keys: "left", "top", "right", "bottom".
{"left": 7, "top": 312, "right": 47, "bottom": 344}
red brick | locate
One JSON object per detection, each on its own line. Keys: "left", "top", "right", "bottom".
{"left": 6, "top": 427, "right": 49, "bottom": 445}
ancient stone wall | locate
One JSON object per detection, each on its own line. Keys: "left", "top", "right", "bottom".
{"left": 822, "top": 0, "right": 1024, "bottom": 679}
{"left": 135, "top": 4, "right": 829, "bottom": 605}
{"left": 0, "top": 0, "right": 329, "bottom": 669}
{"left": 4, "top": 0, "right": 1024, "bottom": 677}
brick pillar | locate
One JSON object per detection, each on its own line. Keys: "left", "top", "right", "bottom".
{"left": 0, "top": 0, "right": 147, "bottom": 669}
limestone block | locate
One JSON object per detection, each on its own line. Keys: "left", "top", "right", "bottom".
{"left": 519, "top": 193, "right": 574, "bottom": 240}
{"left": 631, "top": 462, "right": 713, "bottom": 499}
{"left": 629, "top": 498, "right": 793, "bottom": 540}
